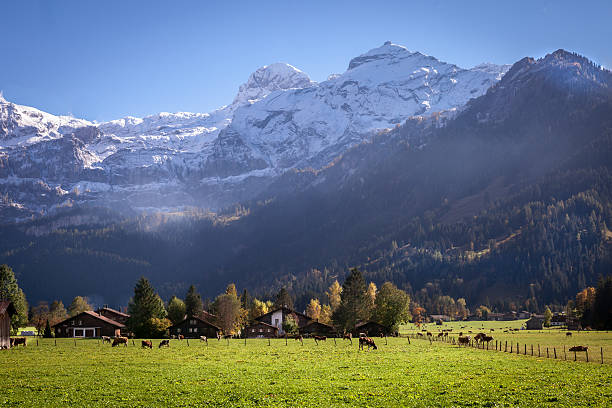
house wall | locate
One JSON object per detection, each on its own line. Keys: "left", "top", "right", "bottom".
{"left": 0, "top": 313, "right": 10, "bottom": 349}
{"left": 170, "top": 319, "right": 218, "bottom": 338}
{"left": 246, "top": 323, "right": 277, "bottom": 338}
{"left": 271, "top": 310, "right": 284, "bottom": 333}
{"left": 54, "top": 314, "right": 120, "bottom": 338}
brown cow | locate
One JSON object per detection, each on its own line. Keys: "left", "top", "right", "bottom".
{"left": 313, "top": 336, "right": 326, "bottom": 344}
{"left": 474, "top": 333, "right": 486, "bottom": 342}
{"left": 342, "top": 333, "right": 352, "bottom": 344}
{"left": 159, "top": 339, "right": 170, "bottom": 348}
{"left": 112, "top": 337, "right": 128, "bottom": 347}
{"left": 294, "top": 335, "right": 303, "bottom": 343}
{"left": 11, "top": 337, "right": 26, "bottom": 347}
{"left": 566, "top": 332, "right": 572, "bottom": 336}
{"left": 141, "top": 340, "right": 153, "bottom": 349}
{"left": 458, "top": 336, "right": 471, "bottom": 346}
{"left": 569, "top": 346, "right": 588, "bottom": 352}
{"left": 359, "top": 336, "right": 377, "bottom": 350}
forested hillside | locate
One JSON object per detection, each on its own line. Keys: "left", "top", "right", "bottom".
{"left": 1, "top": 50, "right": 610, "bottom": 311}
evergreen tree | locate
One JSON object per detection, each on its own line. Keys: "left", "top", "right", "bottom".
{"left": 332, "top": 268, "right": 370, "bottom": 332}
{"left": 274, "top": 287, "right": 293, "bottom": 309}
{"left": 68, "top": 296, "right": 92, "bottom": 317}
{"left": 0, "top": 264, "right": 28, "bottom": 334}
{"left": 167, "top": 296, "right": 186, "bottom": 325}
{"left": 43, "top": 319, "right": 53, "bottom": 338}
{"left": 240, "top": 289, "right": 251, "bottom": 310}
{"left": 592, "top": 276, "right": 612, "bottom": 330}
{"left": 185, "top": 285, "right": 203, "bottom": 317}
{"left": 127, "top": 277, "right": 167, "bottom": 338}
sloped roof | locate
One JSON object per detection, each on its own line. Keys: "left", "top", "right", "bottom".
{"left": 168, "top": 315, "right": 221, "bottom": 330}
{"left": 302, "top": 320, "right": 334, "bottom": 329}
{"left": 0, "top": 301, "right": 16, "bottom": 316}
{"left": 96, "top": 307, "right": 129, "bottom": 318}
{"left": 255, "top": 306, "right": 312, "bottom": 324}
{"left": 52, "top": 310, "right": 125, "bottom": 328}
{"left": 246, "top": 321, "right": 278, "bottom": 330}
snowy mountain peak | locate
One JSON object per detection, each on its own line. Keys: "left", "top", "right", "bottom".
{"left": 348, "top": 41, "right": 416, "bottom": 70}
{"left": 232, "top": 63, "right": 315, "bottom": 106}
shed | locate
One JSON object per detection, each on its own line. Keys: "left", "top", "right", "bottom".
{"left": 525, "top": 316, "right": 544, "bottom": 330}
{"left": 168, "top": 315, "right": 221, "bottom": 339}
{"left": 53, "top": 311, "right": 125, "bottom": 338}
{"left": 300, "top": 321, "right": 336, "bottom": 337}
{"left": 0, "top": 301, "right": 17, "bottom": 349}
{"left": 354, "top": 321, "right": 390, "bottom": 336}
{"left": 245, "top": 321, "right": 279, "bottom": 338}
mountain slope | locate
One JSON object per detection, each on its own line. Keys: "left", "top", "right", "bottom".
{"left": 0, "top": 43, "right": 507, "bottom": 221}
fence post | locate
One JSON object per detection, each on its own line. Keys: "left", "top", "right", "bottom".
{"left": 517, "top": 343, "right": 519, "bottom": 355}
{"left": 563, "top": 346, "right": 566, "bottom": 360}
{"left": 132, "top": 339, "right": 135, "bottom": 347}
{"left": 601, "top": 347, "right": 604, "bottom": 364}
{"left": 285, "top": 336, "right": 288, "bottom": 346}
{"left": 268, "top": 338, "right": 271, "bottom": 346}
{"left": 586, "top": 350, "right": 589, "bottom": 363}
{"left": 244, "top": 337, "right": 246, "bottom": 346}
{"left": 505, "top": 341, "right": 507, "bottom": 352}
{"left": 547, "top": 348, "right": 549, "bottom": 358}
{"left": 36, "top": 339, "right": 39, "bottom": 346}
{"left": 554, "top": 348, "right": 557, "bottom": 359}
{"left": 510, "top": 343, "right": 513, "bottom": 353}
{"left": 524, "top": 344, "right": 526, "bottom": 355}
{"left": 186, "top": 339, "right": 189, "bottom": 347}
{"left": 574, "top": 351, "right": 577, "bottom": 361}
{"left": 55, "top": 338, "right": 57, "bottom": 347}
{"left": 74, "top": 339, "right": 76, "bottom": 347}
{"left": 538, "top": 344, "right": 540, "bottom": 357}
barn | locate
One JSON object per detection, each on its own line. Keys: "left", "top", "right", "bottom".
{"left": 245, "top": 321, "right": 279, "bottom": 338}
{"left": 300, "top": 321, "right": 336, "bottom": 337}
{"left": 53, "top": 311, "right": 125, "bottom": 338}
{"left": 168, "top": 315, "right": 221, "bottom": 339}
{"left": 354, "top": 321, "right": 390, "bottom": 336}
{"left": 525, "top": 316, "right": 544, "bottom": 330}
{"left": 0, "top": 301, "right": 17, "bottom": 349}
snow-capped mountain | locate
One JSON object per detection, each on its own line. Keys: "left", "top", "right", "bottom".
{"left": 0, "top": 42, "right": 509, "bottom": 220}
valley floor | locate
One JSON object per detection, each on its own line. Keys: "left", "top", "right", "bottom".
{"left": 1, "top": 333, "right": 611, "bottom": 407}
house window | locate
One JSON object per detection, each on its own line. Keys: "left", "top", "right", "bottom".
{"left": 267, "top": 329, "right": 271, "bottom": 333}
{"left": 189, "top": 328, "right": 193, "bottom": 333}
{"left": 57, "top": 328, "right": 61, "bottom": 333}
{"left": 251, "top": 329, "right": 255, "bottom": 333}
{"left": 259, "top": 328, "right": 263, "bottom": 333}
{"left": 78, "top": 320, "right": 82, "bottom": 326}
{"left": 193, "top": 328, "right": 198, "bottom": 333}
{"left": 274, "top": 318, "right": 279, "bottom": 327}
{"left": 177, "top": 328, "right": 181, "bottom": 333}
{"left": 190, "top": 319, "right": 196, "bottom": 325}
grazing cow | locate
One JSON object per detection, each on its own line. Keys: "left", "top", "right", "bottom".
{"left": 159, "top": 339, "right": 170, "bottom": 348}
{"left": 217, "top": 332, "right": 222, "bottom": 341}
{"left": 426, "top": 332, "right": 432, "bottom": 337}
{"left": 200, "top": 336, "right": 208, "bottom": 343}
{"left": 112, "top": 337, "right": 128, "bottom": 347}
{"left": 569, "top": 346, "right": 588, "bottom": 352}
{"left": 141, "top": 340, "right": 153, "bottom": 349}
{"left": 178, "top": 335, "right": 184, "bottom": 340}
{"left": 566, "top": 332, "right": 572, "bottom": 336}
{"left": 313, "top": 336, "right": 326, "bottom": 344}
{"left": 11, "top": 337, "right": 26, "bottom": 347}
{"left": 482, "top": 335, "right": 493, "bottom": 344}
{"left": 474, "top": 333, "right": 486, "bottom": 342}
{"left": 458, "top": 336, "right": 471, "bottom": 346}
{"left": 294, "top": 334, "right": 303, "bottom": 342}
{"left": 342, "top": 333, "right": 352, "bottom": 344}
{"left": 437, "top": 333, "right": 444, "bottom": 338}
{"left": 417, "top": 332, "right": 424, "bottom": 337}
{"left": 101, "top": 336, "right": 111, "bottom": 344}
{"left": 359, "top": 336, "right": 377, "bottom": 350}
{"left": 443, "top": 332, "right": 448, "bottom": 337}
{"left": 359, "top": 333, "right": 367, "bottom": 338}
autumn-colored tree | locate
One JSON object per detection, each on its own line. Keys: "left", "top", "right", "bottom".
{"left": 49, "top": 300, "right": 68, "bottom": 326}
{"left": 31, "top": 301, "right": 50, "bottom": 335}
{"left": 249, "top": 298, "right": 270, "bottom": 321}
{"left": 68, "top": 296, "right": 92, "bottom": 317}
{"left": 306, "top": 298, "right": 321, "bottom": 321}
{"left": 366, "top": 282, "right": 377, "bottom": 310}
{"left": 225, "top": 283, "right": 238, "bottom": 298}
{"left": 456, "top": 298, "right": 469, "bottom": 320}
{"left": 212, "top": 288, "right": 243, "bottom": 335}
{"left": 326, "top": 280, "right": 342, "bottom": 311}
{"left": 543, "top": 306, "right": 553, "bottom": 327}
{"left": 319, "top": 304, "right": 332, "bottom": 324}
{"left": 411, "top": 305, "right": 426, "bottom": 324}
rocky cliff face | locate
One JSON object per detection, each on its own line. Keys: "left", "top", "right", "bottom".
{"left": 0, "top": 42, "right": 509, "bottom": 221}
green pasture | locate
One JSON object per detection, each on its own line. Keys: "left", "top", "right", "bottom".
{"left": 401, "top": 320, "right": 612, "bottom": 364}
{"left": 1, "top": 335, "right": 611, "bottom": 407}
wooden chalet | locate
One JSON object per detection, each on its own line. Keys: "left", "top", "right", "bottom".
{"left": 53, "top": 310, "right": 125, "bottom": 338}
{"left": 255, "top": 306, "right": 312, "bottom": 335}
{"left": 168, "top": 315, "right": 221, "bottom": 339}
{"left": 299, "top": 320, "right": 336, "bottom": 337}
{"left": 354, "top": 321, "right": 390, "bottom": 336}
{"left": 0, "top": 301, "right": 16, "bottom": 349}
{"left": 245, "top": 321, "right": 279, "bottom": 338}
{"left": 95, "top": 306, "right": 129, "bottom": 325}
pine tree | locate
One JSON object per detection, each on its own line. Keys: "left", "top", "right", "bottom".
{"left": 167, "top": 296, "right": 186, "bottom": 325}
{"left": 240, "top": 289, "right": 251, "bottom": 310}
{"left": 43, "top": 320, "right": 53, "bottom": 338}
{"left": 274, "top": 287, "right": 293, "bottom": 309}
{"left": 185, "top": 285, "right": 203, "bottom": 317}
{"left": 0, "top": 264, "right": 28, "bottom": 334}
{"left": 332, "top": 268, "right": 370, "bottom": 332}
{"left": 127, "top": 277, "right": 167, "bottom": 338}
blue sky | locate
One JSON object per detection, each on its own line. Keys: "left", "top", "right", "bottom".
{"left": 1, "top": 0, "right": 610, "bottom": 122}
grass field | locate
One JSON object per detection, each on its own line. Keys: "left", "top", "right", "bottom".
{"left": 401, "top": 320, "right": 612, "bottom": 364}
{"left": 1, "top": 335, "right": 611, "bottom": 407}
